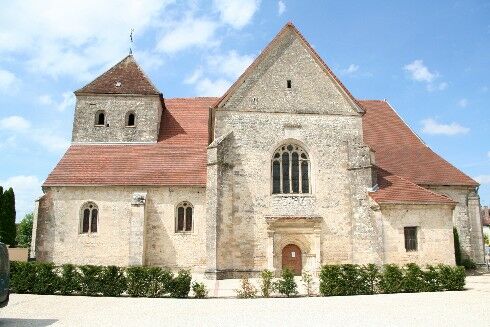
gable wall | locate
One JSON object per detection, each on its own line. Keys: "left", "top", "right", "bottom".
{"left": 223, "top": 32, "right": 359, "bottom": 116}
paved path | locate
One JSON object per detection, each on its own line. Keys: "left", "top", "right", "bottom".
{"left": 1, "top": 275, "right": 489, "bottom": 327}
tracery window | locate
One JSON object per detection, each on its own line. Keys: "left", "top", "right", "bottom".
{"left": 176, "top": 201, "right": 193, "bottom": 232}
{"left": 272, "top": 143, "right": 310, "bottom": 194}
{"left": 80, "top": 202, "right": 98, "bottom": 234}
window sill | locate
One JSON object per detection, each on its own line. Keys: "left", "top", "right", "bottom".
{"left": 175, "top": 231, "right": 195, "bottom": 235}
{"left": 94, "top": 124, "right": 105, "bottom": 127}
{"left": 78, "top": 233, "right": 98, "bottom": 236}
{"left": 271, "top": 194, "right": 314, "bottom": 198}
{"left": 125, "top": 125, "right": 136, "bottom": 128}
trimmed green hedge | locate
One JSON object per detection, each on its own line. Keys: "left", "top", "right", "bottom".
{"left": 10, "top": 262, "right": 191, "bottom": 298}
{"left": 320, "top": 263, "right": 465, "bottom": 296}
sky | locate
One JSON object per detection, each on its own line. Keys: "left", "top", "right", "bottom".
{"left": 0, "top": 0, "right": 489, "bottom": 221}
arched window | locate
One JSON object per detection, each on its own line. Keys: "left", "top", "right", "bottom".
{"left": 272, "top": 143, "right": 310, "bottom": 194}
{"left": 126, "top": 112, "right": 135, "bottom": 127}
{"left": 95, "top": 111, "right": 106, "bottom": 126}
{"left": 80, "top": 202, "right": 98, "bottom": 234}
{"left": 176, "top": 201, "right": 193, "bottom": 232}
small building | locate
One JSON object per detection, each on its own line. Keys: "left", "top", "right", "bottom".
{"left": 31, "top": 23, "right": 485, "bottom": 278}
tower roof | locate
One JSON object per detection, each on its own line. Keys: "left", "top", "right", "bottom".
{"left": 75, "top": 55, "right": 160, "bottom": 96}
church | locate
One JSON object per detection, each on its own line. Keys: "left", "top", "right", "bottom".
{"left": 31, "top": 23, "right": 485, "bottom": 279}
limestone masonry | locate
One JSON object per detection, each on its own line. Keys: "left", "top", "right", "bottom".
{"left": 31, "top": 23, "right": 485, "bottom": 279}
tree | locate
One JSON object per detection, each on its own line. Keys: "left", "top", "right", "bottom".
{"left": 484, "top": 233, "right": 489, "bottom": 246}
{"left": 453, "top": 227, "right": 462, "bottom": 266}
{"left": 0, "top": 187, "right": 16, "bottom": 246}
{"left": 16, "top": 213, "right": 33, "bottom": 248}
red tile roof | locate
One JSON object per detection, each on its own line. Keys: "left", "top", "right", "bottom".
{"left": 360, "top": 100, "right": 478, "bottom": 187}
{"left": 75, "top": 55, "right": 160, "bottom": 96}
{"left": 43, "top": 97, "right": 216, "bottom": 187}
{"left": 369, "top": 168, "right": 455, "bottom": 205}
{"left": 44, "top": 98, "right": 477, "bottom": 207}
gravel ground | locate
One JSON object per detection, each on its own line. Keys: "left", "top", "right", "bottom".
{"left": 1, "top": 275, "right": 489, "bottom": 327}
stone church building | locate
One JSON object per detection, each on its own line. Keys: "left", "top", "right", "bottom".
{"left": 31, "top": 23, "right": 485, "bottom": 278}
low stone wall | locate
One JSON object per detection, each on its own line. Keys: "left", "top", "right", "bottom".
{"left": 9, "top": 247, "right": 29, "bottom": 262}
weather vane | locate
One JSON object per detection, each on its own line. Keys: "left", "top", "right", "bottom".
{"left": 129, "top": 28, "right": 134, "bottom": 55}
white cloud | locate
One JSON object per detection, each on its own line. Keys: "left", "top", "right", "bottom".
{"left": 214, "top": 0, "right": 260, "bottom": 29}
{"left": 475, "top": 175, "right": 490, "bottom": 185}
{"left": 421, "top": 118, "right": 470, "bottom": 136}
{"left": 195, "top": 78, "right": 231, "bottom": 96}
{"left": 457, "top": 98, "right": 468, "bottom": 108}
{"left": 0, "top": 136, "right": 17, "bottom": 149}
{"left": 0, "top": 0, "right": 172, "bottom": 80}
{"left": 0, "top": 175, "right": 42, "bottom": 222}
{"left": 207, "top": 50, "right": 254, "bottom": 79}
{"left": 184, "top": 69, "right": 204, "bottom": 85}
{"left": 38, "top": 94, "right": 53, "bottom": 106}
{"left": 156, "top": 17, "right": 219, "bottom": 54}
{"left": 38, "top": 92, "right": 76, "bottom": 112}
{"left": 342, "top": 64, "right": 359, "bottom": 75}
{"left": 0, "top": 115, "right": 69, "bottom": 152}
{"left": 0, "top": 68, "right": 20, "bottom": 93}
{"left": 404, "top": 60, "right": 437, "bottom": 82}
{"left": 404, "top": 60, "right": 448, "bottom": 92}
{"left": 0, "top": 116, "right": 31, "bottom": 131}
{"left": 278, "top": 1, "right": 286, "bottom": 15}
{"left": 487, "top": 151, "right": 490, "bottom": 158}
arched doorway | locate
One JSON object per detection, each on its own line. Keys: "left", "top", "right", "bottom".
{"left": 282, "top": 244, "right": 302, "bottom": 275}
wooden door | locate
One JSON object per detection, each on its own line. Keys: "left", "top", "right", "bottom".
{"left": 282, "top": 244, "right": 302, "bottom": 276}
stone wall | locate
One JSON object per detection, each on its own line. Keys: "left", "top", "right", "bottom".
{"left": 208, "top": 27, "right": 376, "bottom": 277}
{"left": 426, "top": 185, "right": 485, "bottom": 263}
{"left": 379, "top": 204, "right": 455, "bottom": 265}
{"left": 72, "top": 94, "right": 162, "bottom": 143}
{"left": 33, "top": 186, "right": 206, "bottom": 270}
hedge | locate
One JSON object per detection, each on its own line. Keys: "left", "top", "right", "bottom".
{"left": 9, "top": 262, "right": 191, "bottom": 298}
{"left": 320, "top": 263, "right": 465, "bottom": 296}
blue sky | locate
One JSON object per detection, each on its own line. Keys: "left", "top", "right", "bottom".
{"left": 0, "top": 0, "right": 489, "bottom": 221}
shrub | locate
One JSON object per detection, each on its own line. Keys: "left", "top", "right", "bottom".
{"left": 320, "top": 263, "right": 466, "bottom": 296}
{"left": 147, "top": 267, "right": 173, "bottom": 297}
{"left": 274, "top": 269, "right": 297, "bottom": 297}
{"left": 170, "top": 270, "right": 191, "bottom": 298}
{"left": 438, "top": 265, "right": 465, "bottom": 291}
{"left": 192, "top": 282, "right": 208, "bottom": 298}
{"left": 126, "top": 266, "right": 173, "bottom": 297}
{"left": 319, "top": 264, "right": 342, "bottom": 296}
{"left": 260, "top": 269, "right": 274, "bottom": 298}
{"left": 10, "top": 261, "right": 36, "bottom": 293}
{"left": 360, "top": 264, "right": 380, "bottom": 295}
{"left": 33, "top": 262, "right": 59, "bottom": 295}
{"left": 423, "top": 265, "right": 443, "bottom": 292}
{"left": 319, "top": 264, "right": 379, "bottom": 296}
{"left": 461, "top": 258, "right": 476, "bottom": 270}
{"left": 236, "top": 277, "right": 257, "bottom": 299}
{"left": 59, "top": 264, "right": 80, "bottom": 295}
{"left": 379, "top": 264, "right": 404, "bottom": 294}
{"left": 301, "top": 271, "right": 314, "bottom": 296}
{"left": 78, "top": 265, "right": 103, "bottom": 296}
{"left": 126, "top": 266, "right": 150, "bottom": 297}
{"left": 100, "top": 266, "right": 126, "bottom": 297}
{"left": 402, "top": 263, "right": 425, "bottom": 293}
